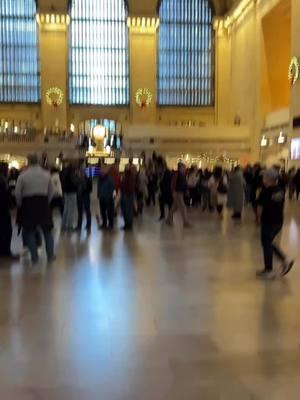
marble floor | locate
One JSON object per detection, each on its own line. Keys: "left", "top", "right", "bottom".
{"left": 1, "top": 202, "right": 300, "bottom": 399}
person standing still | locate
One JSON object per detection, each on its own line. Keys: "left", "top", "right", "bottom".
{"left": 120, "top": 166, "right": 136, "bottom": 231}
{"left": 256, "top": 168, "right": 294, "bottom": 279}
{"left": 97, "top": 165, "right": 115, "bottom": 230}
{"left": 166, "top": 162, "right": 189, "bottom": 227}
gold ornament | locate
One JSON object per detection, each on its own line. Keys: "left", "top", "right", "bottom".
{"left": 135, "top": 88, "right": 153, "bottom": 109}
{"left": 46, "top": 87, "right": 64, "bottom": 108}
{"left": 288, "top": 57, "right": 299, "bottom": 86}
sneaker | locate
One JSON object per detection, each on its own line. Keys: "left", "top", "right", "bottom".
{"left": 281, "top": 260, "right": 295, "bottom": 277}
{"left": 256, "top": 269, "right": 275, "bottom": 280}
{"left": 48, "top": 255, "right": 56, "bottom": 265}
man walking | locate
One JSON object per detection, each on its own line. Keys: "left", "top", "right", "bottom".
{"left": 256, "top": 168, "right": 294, "bottom": 279}
{"left": 166, "top": 162, "right": 189, "bottom": 227}
{"left": 15, "top": 154, "right": 55, "bottom": 265}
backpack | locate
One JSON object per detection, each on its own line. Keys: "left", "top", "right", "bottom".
{"left": 217, "top": 177, "right": 227, "bottom": 194}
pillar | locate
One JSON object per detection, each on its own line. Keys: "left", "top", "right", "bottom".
{"left": 39, "top": 14, "right": 69, "bottom": 132}
{"left": 129, "top": 17, "right": 159, "bottom": 124}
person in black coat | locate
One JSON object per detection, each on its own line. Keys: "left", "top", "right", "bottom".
{"left": 156, "top": 156, "right": 173, "bottom": 221}
{"left": 0, "top": 163, "right": 14, "bottom": 258}
{"left": 76, "top": 166, "right": 93, "bottom": 233}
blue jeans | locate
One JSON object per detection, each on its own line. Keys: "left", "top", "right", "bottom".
{"left": 23, "top": 228, "right": 54, "bottom": 263}
{"left": 261, "top": 223, "right": 285, "bottom": 271}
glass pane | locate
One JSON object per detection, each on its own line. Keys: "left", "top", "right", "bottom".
{"left": 158, "top": 0, "right": 214, "bottom": 106}
{"left": 0, "top": 0, "right": 40, "bottom": 103}
{"left": 69, "top": 0, "right": 129, "bottom": 105}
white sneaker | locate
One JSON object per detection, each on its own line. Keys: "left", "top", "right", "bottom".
{"left": 281, "top": 260, "right": 295, "bottom": 277}
{"left": 256, "top": 270, "right": 275, "bottom": 280}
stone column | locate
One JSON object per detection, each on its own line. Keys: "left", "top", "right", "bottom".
{"left": 129, "top": 17, "right": 159, "bottom": 124}
{"left": 39, "top": 15, "right": 69, "bottom": 132}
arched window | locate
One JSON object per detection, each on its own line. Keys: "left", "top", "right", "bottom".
{"left": 158, "top": 0, "right": 214, "bottom": 106}
{"left": 0, "top": 0, "right": 40, "bottom": 102}
{"left": 69, "top": 0, "right": 129, "bottom": 105}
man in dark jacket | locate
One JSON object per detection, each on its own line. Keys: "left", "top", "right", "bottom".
{"left": 156, "top": 156, "right": 173, "bottom": 221}
{"left": 256, "top": 168, "right": 294, "bottom": 279}
{"left": 97, "top": 165, "right": 115, "bottom": 229}
{"left": 15, "top": 154, "right": 55, "bottom": 265}
{"left": 77, "top": 166, "right": 92, "bottom": 233}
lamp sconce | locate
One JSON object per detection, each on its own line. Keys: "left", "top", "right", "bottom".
{"left": 127, "top": 17, "right": 159, "bottom": 33}
{"left": 278, "top": 132, "right": 287, "bottom": 144}
{"left": 36, "top": 14, "right": 71, "bottom": 31}
{"left": 261, "top": 135, "right": 268, "bottom": 148}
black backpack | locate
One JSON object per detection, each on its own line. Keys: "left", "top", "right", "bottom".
{"left": 217, "top": 177, "right": 227, "bottom": 194}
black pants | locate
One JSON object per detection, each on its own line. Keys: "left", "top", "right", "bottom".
{"left": 50, "top": 196, "right": 64, "bottom": 216}
{"left": 216, "top": 204, "right": 224, "bottom": 215}
{"left": 296, "top": 187, "right": 300, "bottom": 200}
{"left": 99, "top": 197, "right": 114, "bottom": 228}
{"left": 261, "top": 223, "right": 285, "bottom": 271}
{"left": 77, "top": 194, "right": 91, "bottom": 230}
{"left": 147, "top": 189, "right": 156, "bottom": 206}
{"left": 189, "top": 187, "right": 199, "bottom": 207}
{"left": 159, "top": 195, "right": 173, "bottom": 219}
{"left": 0, "top": 215, "right": 12, "bottom": 256}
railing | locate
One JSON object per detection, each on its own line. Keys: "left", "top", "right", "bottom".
{"left": 0, "top": 133, "right": 37, "bottom": 143}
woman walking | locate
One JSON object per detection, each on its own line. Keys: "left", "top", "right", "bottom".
{"left": 228, "top": 166, "right": 245, "bottom": 220}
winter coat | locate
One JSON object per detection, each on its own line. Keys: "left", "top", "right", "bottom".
{"left": 227, "top": 170, "right": 245, "bottom": 213}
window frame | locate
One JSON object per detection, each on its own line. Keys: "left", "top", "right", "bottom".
{"left": 0, "top": 0, "right": 41, "bottom": 104}
{"left": 157, "top": 0, "right": 215, "bottom": 107}
{"left": 68, "top": 0, "right": 130, "bottom": 106}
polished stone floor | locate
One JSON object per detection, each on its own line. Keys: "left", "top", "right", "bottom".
{"left": 1, "top": 202, "right": 300, "bottom": 399}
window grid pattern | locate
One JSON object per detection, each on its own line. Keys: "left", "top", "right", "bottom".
{"left": 69, "top": 0, "right": 129, "bottom": 105}
{"left": 0, "top": 0, "right": 40, "bottom": 102}
{"left": 158, "top": 0, "right": 214, "bottom": 106}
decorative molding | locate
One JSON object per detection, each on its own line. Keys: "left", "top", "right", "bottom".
{"left": 127, "top": 16, "right": 159, "bottom": 33}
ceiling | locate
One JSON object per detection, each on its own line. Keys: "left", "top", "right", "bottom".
{"left": 38, "top": 0, "right": 237, "bottom": 16}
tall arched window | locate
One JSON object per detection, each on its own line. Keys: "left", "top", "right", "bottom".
{"left": 69, "top": 0, "right": 129, "bottom": 105}
{"left": 0, "top": 0, "right": 40, "bottom": 102}
{"left": 158, "top": 0, "right": 214, "bottom": 106}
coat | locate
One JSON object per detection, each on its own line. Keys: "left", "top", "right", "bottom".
{"left": 227, "top": 170, "right": 245, "bottom": 213}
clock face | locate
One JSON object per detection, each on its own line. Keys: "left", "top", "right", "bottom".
{"left": 288, "top": 57, "right": 299, "bottom": 86}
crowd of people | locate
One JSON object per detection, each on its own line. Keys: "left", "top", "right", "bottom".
{"left": 0, "top": 153, "right": 296, "bottom": 279}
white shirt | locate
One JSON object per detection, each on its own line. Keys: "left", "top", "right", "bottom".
{"left": 51, "top": 172, "right": 63, "bottom": 197}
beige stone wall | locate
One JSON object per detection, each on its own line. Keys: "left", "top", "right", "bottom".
{"left": 5, "top": 0, "right": 295, "bottom": 161}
